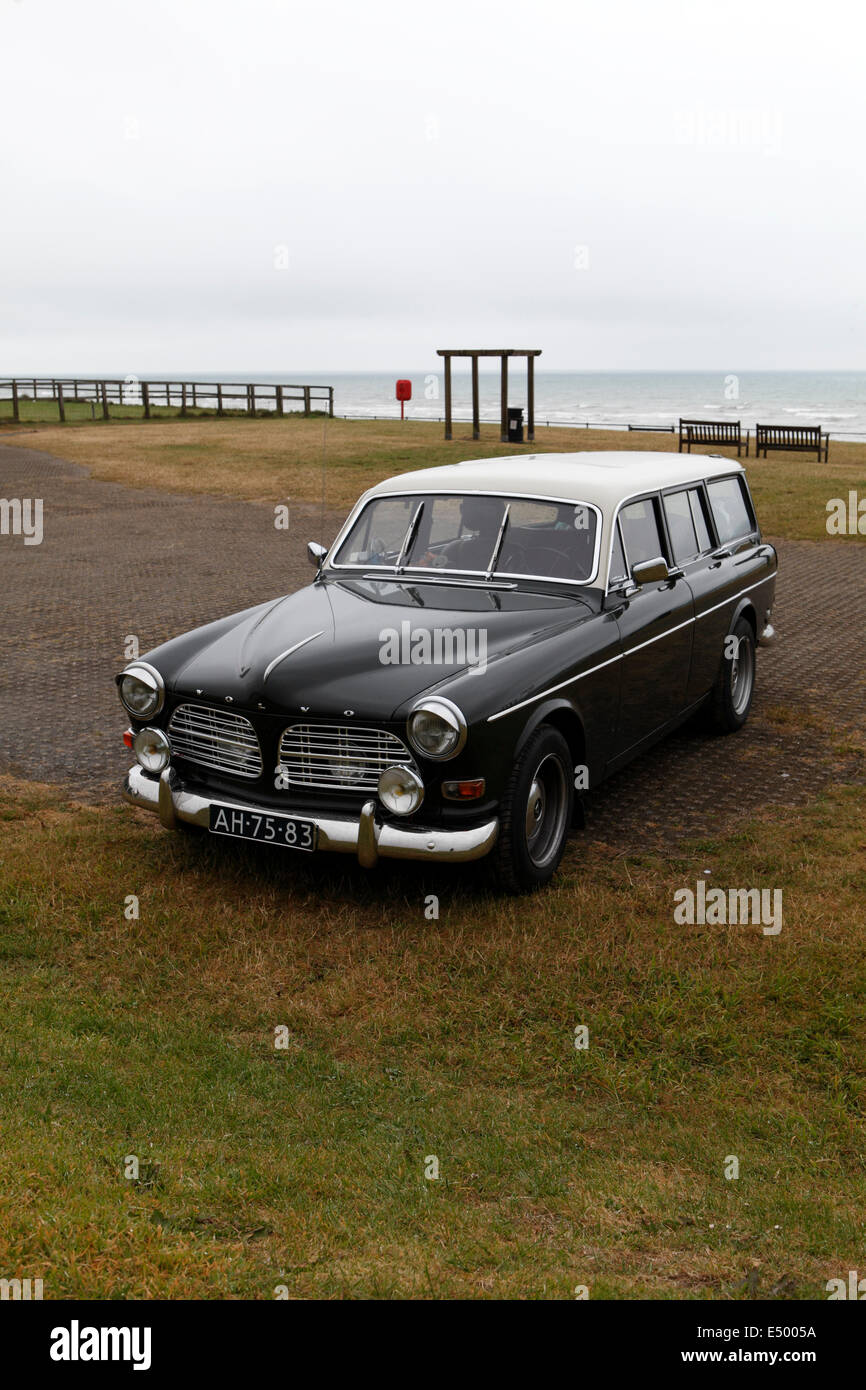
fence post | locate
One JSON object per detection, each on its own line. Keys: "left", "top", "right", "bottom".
{"left": 142, "top": 382, "right": 150, "bottom": 419}
{"left": 303, "top": 386, "right": 311, "bottom": 414}
{"left": 73, "top": 380, "right": 79, "bottom": 401}
{"left": 276, "top": 385, "right": 284, "bottom": 417}
{"left": 328, "top": 387, "right": 334, "bottom": 417}
{"left": 12, "top": 380, "right": 19, "bottom": 421}
{"left": 181, "top": 383, "right": 187, "bottom": 416}
{"left": 247, "top": 384, "right": 255, "bottom": 415}
{"left": 57, "top": 382, "right": 65, "bottom": 422}
{"left": 191, "top": 383, "right": 197, "bottom": 409}
{"left": 101, "top": 382, "right": 110, "bottom": 419}
{"left": 217, "top": 383, "right": 224, "bottom": 416}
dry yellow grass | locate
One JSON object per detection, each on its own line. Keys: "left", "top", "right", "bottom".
{"left": 6, "top": 415, "right": 864, "bottom": 541}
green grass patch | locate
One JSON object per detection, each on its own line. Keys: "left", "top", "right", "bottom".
{"left": 0, "top": 779, "right": 863, "bottom": 1298}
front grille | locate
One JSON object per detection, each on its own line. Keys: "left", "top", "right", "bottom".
{"left": 278, "top": 723, "right": 418, "bottom": 792}
{"left": 168, "top": 703, "right": 263, "bottom": 780}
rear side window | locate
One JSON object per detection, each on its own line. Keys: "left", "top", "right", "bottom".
{"left": 689, "top": 488, "right": 712, "bottom": 552}
{"left": 707, "top": 476, "right": 753, "bottom": 544}
{"left": 664, "top": 487, "right": 714, "bottom": 563}
{"left": 619, "top": 497, "right": 663, "bottom": 567}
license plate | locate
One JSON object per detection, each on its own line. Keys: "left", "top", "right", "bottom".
{"left": 208, "top": 804, "right": 317, "bottom": 852}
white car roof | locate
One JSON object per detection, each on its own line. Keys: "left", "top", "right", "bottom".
{"left": 366, "top": 450, "right": 743, "bottom": 511}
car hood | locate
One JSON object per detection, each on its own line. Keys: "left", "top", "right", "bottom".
{"left": 158, "top": 577, "right": 594, "bottom": 720}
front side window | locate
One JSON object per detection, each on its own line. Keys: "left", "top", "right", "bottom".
{"left": 608, "top": 521, "right": 628, "bottom": 585}
{"left": 333, "top": 493, "right": 599, "bottom": 583}
{"left": 707, "top": 476, "right": 753, "bottom": 545}
{"left": 618, "top": 497, "right": 664, "bottom": 568}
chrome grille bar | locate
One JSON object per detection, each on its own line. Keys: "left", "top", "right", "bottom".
{"left": 278, "top": 723, "right": 417, "bottom": 792}
{"left": 168, "top": 703, "right": 263, "bottom": 780}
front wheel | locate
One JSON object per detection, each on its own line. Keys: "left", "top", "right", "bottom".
{"left": 706, "top": 614, "right": 756, "bottom": 734}
{"left": 494, "top": 725, "right": 574, "bottom": 893}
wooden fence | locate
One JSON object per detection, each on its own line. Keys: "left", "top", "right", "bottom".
{"left": 0, "top": 377, "right": 334, "bottom": 422}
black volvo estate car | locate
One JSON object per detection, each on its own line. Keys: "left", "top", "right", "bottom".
{"left": 117, "top": 451, "right": 777, "bottom": 892}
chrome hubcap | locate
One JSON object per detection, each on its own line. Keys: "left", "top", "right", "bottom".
{"left": 731, "top": 635, "right": 755, "bottom": 716}
{"left": 524, "top": 755, "right": 568, "bottom": 868}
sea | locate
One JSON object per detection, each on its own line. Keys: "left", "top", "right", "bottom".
{"left": 148, "top": 369, "right": 866, "bottom": 441}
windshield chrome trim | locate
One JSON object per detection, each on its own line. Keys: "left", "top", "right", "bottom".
{"left": 326, "top": 489, "right": 604, "bottom": 587}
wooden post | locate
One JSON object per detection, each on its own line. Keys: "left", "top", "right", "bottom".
{"left": 101, "top": 382, "right": 110, "bottom": 419}
{"left": 443, "top": 355, "right": 452, "bottom": 440}
{"left": 527, "top": 354, "right": 535, "bottom": 442}
{"left": 57, "top": 382, "right": 65, "bottom": 422}
{"left": 181, "top": 383, "right": 187, "bottom": 416}
{"left": 303, "top": 386, "right": 311, "bottom": 414}
{"left": 191, "top": 383, "right": 197, "bottom": 409}
{"left": 248, "top": 384, "right": 255, "bottom": 415}
{"left": 500, "top": 354, "right": 508, "bottom": 442}
{"left": 471, "top": 354, "right": 480, "bottom": 440}
{"left": 328, "top": 386, "right": 334, "bottom": 417}
{"left": 11, "top": 380, "right": 19, "bottom": 422}
{"left": 217, "top": 383, "right": 224, "bottom": 416}
{"left": 142, "top": 382, "right": 150, "bottom": 419}
{"left": 73, "top": 380, "right": 79, "bottom": 401}
{"left": 276, "top": 385, "right": 284, "bottom": 417}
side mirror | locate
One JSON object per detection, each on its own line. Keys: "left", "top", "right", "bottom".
{"left": 307, "top": 541, "right": 328, "bottom": 569}
{"left": 631, "top": 556, "right": 670, "bottom": 586}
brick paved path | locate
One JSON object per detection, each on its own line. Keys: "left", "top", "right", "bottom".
{"left": 1, "top": 443, "right": 863, "bottom": 850}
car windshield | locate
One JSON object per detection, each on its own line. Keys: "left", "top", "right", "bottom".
{"left": 332, "top": 493, "right": 599, "bottom": 583}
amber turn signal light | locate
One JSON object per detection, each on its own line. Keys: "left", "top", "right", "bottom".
{"left": 442, "top": 778, "right": 485, "bottom": 801}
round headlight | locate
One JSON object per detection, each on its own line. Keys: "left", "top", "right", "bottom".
{"left": 378, "top": 764, "right": 425, "bottom": 816}
{"left": 118, "top": 662, "right": 165, "bottom": 718}
{"left": 407, "top": 697, "right": 467, "bottom": 761}
{"left": 133, "top": 726, "right": 171, "bottom": 774}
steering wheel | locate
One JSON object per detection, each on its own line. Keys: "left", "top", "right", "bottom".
{"left": 499, "top": 542, "right": 527, "bottom": 571}
{"left": 525, "top": 544, "right": 572, "bottom": 577}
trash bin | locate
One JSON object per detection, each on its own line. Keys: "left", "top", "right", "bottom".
{"left": 507, "top": 407, "right": 524, "bottom": 443}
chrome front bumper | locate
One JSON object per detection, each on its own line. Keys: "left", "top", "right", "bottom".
{"left": 122, "top": 765, "right": 499, "bottom": 868}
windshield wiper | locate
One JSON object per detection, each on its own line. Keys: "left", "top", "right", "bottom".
{"left": 394, "top": 501, "right": 424, "bottom": 572}
{"left": 485, "top": 503, "right": 510, "bottom": 580}
{"left": 361, "top": 572, "right": 517, "bottom": 591}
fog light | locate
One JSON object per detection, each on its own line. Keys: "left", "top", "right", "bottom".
{"left": 133, "top": 726, "right": 171, "bottom": 774}
{"left": 377, "top": 764, "right": 424, "bottom": 816}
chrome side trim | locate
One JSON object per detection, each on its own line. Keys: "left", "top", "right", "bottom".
{"left": 122, "top": 766, "right": 499, "bottom": 866}
{"left": 263, "top": 630, "right": 325, "bottom": 682}
{"left": 486, "top": 575, "right": 775, "bottom": 723}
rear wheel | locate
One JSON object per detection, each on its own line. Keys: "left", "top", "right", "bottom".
{"left": 706, "top": 614, "right": 756, "bottom": 733}
{"left": 494, "top": 725, "right": 574, "bottom": 893}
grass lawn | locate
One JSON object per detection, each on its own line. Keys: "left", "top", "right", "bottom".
{"left": 0, "top": 777, "right": 864, "bottom": 1299}
{"left": 3, "top": 413, "right": 864, "bottom": 544}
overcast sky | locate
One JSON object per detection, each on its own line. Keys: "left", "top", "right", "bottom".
{"left": 2, "top": 0, "right": 863, "bottom": 373}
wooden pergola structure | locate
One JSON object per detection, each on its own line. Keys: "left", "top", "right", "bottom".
{"left": 436, "top": 348, "right": 542, "bottom": 443}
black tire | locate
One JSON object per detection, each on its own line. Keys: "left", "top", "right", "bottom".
{"left": 494, "top": 725, "right": 574, "bottom": 893}
{"left": 706, "top": 614, "right": 756, "bottom": 734}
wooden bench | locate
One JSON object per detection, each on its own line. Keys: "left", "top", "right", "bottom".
{"left": 679, "top": 419, "right": 748, "bottom": 457}
{"left": 755, "top": 423, "right": 829, "bottom": 461}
